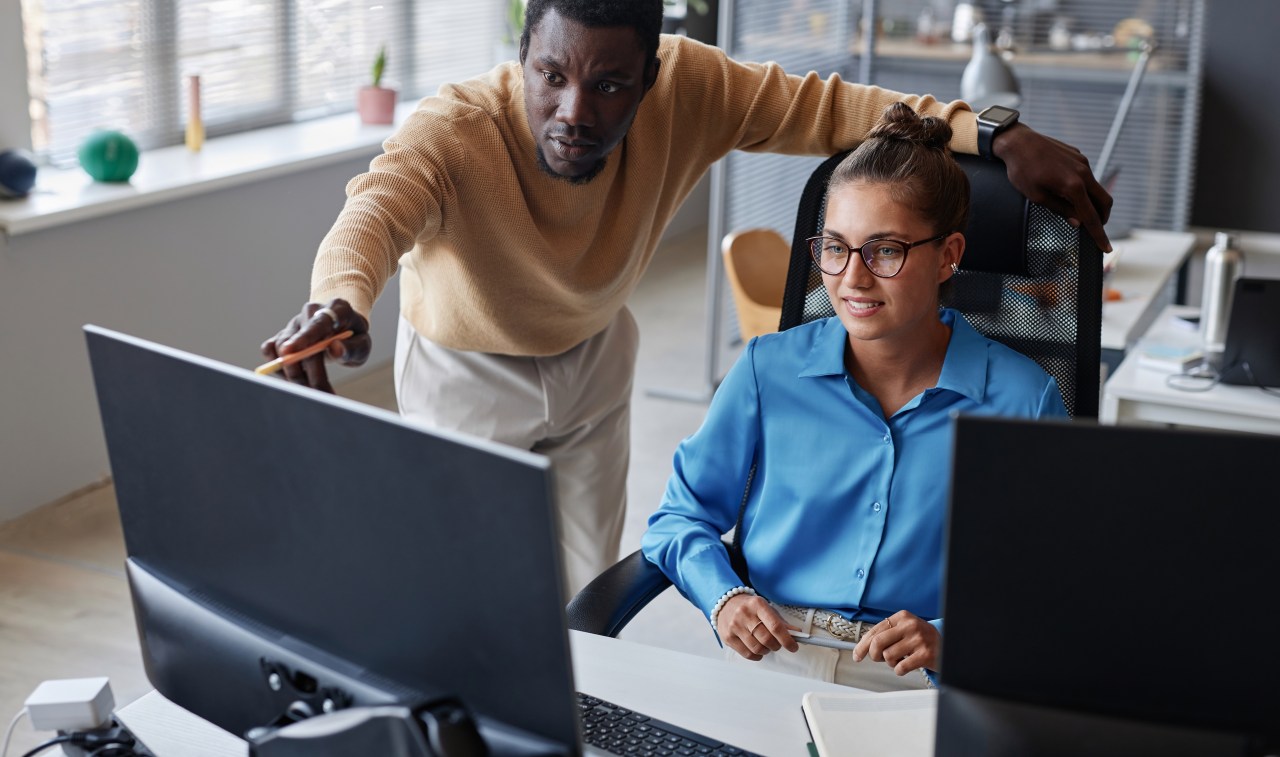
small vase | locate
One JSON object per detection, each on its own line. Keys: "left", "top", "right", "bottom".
{"left": 357, "top": 86, "right": 397, "bottom": 125}
{"left": 185, "top": 74, "right": 205, "bottom": 152}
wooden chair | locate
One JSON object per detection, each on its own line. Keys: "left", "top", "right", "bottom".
{"left": 721, "top": 228, "right": 789, "bottom": 340}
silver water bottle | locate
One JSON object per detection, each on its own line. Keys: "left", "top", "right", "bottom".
{"left": 1199, "top": 232, "right": 1245, "bottom": 354}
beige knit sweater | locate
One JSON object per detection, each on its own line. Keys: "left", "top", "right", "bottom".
{"left": 310, "top": 35, "right": 976, "bottom": 356}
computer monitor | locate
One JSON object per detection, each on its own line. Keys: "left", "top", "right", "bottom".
{"left": 84, "top": 325, "right": 578, "bottom": 753}
{"left": 1220, "top": 277, "right": 1280, "bottom": 388}
{"left": 937, "top": 416, "right": 1280, "bottom": 756}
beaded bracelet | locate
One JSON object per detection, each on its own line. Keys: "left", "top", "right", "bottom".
{"left": 709, "top": 585, "right": 756, "bottom": 628}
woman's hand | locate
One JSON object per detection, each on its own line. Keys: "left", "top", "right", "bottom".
{"left": 716, "top": 595, "right": 800, "bottom": 661}
{"left": 852, "top": 610, "right": 941, "bottom": 675}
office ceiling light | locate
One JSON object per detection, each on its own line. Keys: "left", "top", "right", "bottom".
{"left": 960, "top": 23, "right": 1021, "bottom": 110}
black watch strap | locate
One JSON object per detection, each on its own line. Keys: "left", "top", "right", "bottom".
{"left": 976, "top": 105, "right": 1019, "bottom": 160}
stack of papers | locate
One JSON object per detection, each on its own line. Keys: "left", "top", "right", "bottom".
{"left": 1136, "top": 341, "right": 1203, "bottom": 373}
{"left": 801, "top": 688, "right": 938, "bottom": 757}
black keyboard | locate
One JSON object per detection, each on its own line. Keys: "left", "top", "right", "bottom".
{"left": 576, "top": 692, "right": 759, "bottom": 756}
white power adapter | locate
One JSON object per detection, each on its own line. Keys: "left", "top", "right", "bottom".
{"left": 24, "top": 677, "right": 115, "bottom": 732}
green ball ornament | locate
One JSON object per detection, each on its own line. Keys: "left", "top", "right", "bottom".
{"left": 78, "top": 130, "right": 140, "bottom": 182}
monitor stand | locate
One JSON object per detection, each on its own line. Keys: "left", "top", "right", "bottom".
{"left": 247, "top": 702, "right": 487, "bottom": 757}
{"left": 246, "top": 700, "right": 567, "bottom": 757}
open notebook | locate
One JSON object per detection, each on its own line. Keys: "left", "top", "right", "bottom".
{"left": 802, "top": 689, "right": 937, "bottom": 757}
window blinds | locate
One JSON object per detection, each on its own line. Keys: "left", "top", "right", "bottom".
{"left": 21, "top": 0, "right": 509, "bottom": 167}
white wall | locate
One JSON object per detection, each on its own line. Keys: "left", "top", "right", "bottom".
{"left": 0, "top": 156, "right": 401, "bottom": 522}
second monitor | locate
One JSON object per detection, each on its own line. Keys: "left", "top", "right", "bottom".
{"left": 939, "top": 415, "right": 1280, "bottom": 756}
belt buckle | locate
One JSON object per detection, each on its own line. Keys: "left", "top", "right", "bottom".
{"left": 821, "top": 612, "right": 855, "bottom": 642}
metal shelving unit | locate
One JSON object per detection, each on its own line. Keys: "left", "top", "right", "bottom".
{"left": 675, "top": 0, "right": 1205, "bottom": 399}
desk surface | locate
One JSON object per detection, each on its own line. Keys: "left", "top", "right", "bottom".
{"left": 115, "top": 631, "right": 864, "bottom": 757}
{"left": 1101, "top": 305, "right": 1280, "bottom": 435}
{"left": 1100, "top": 229, "right": 1197, "bottom": 352}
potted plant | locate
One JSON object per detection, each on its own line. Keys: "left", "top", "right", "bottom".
{"left": 494, "top": 0, "right": 525, "bottom": 63}
{"left": 357, "top": 45, "right": 397, "bottom": 125}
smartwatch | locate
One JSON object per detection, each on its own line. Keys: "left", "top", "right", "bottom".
{"left": 976, "top": 105, "right": 1019, "bottom": 160}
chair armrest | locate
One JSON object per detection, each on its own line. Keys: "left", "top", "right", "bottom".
{"left": 565, "top": 549, "right": 673, "bottom": 637}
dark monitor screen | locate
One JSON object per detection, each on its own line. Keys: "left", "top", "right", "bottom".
{"left": 939, "top": 416, "right": 1280, "bottom": 756}
{"left": 1221, "top": 277, "right": 1280, "bottom": 387}
{"left": 84, "top": 325, "right": 579, "bottom": 752}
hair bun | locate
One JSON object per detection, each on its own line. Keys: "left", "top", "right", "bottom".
{"left": 866, "top": 102, "right": 952, "bottom": 150}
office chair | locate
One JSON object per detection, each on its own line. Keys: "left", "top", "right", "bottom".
{"left": 783, "top": 151, "right": 1102, "bottom": 417}
{"left": 566, "top": 151, "right": 1104, "bottom": 638}
{"left": 721, "top": 228, "right": 789, "bottom": 341}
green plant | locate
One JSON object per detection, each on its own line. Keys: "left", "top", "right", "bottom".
{"left": 506, "top": 0, "right": 525, "bottom": 45}
{"left": 371, "top": 44, "right": 387, "bottom": 88}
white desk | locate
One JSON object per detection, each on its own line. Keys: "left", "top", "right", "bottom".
{"left": 1100, "top": 229, "right": 1197, "bottom": 354}
{"left": 115, "top": 631, "right": 870, "bottom": 757}
{"left": 1101, "top": 305, "right": 1280, "bottom": 435}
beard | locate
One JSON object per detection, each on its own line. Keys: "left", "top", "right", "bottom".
{"left": 535, "top": 143, "right": 607, "bottom": 186}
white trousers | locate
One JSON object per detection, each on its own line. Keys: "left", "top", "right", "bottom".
{"left": 393, "top": 310, "right": 638, "bottom": 597}
{"left": 722, "top": 605, "right": 933, "bottom": 692}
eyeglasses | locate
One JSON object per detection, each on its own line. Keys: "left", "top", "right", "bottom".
{"left": 806, "top": 233, "right": 950, "bottom": 278}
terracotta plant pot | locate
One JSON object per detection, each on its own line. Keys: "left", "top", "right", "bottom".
{"left": 357, "top": 86, "right": 397, "bottom": 125}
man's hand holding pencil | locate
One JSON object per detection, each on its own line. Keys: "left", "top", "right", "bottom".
{"left": 259, "top": 299, "right": 371, "bottom": 393}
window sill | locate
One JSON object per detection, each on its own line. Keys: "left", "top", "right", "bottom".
{"left": 0, "top": 104, "right": 417, "bottom": 237}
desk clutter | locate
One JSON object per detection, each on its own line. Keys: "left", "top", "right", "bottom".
{"left": 1132, "top": 276, "right": 1280, "bottom": 390}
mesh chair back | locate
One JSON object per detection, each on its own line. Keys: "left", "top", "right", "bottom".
{"left": 780, "top": 152, "right": 1102, "bottom": 418}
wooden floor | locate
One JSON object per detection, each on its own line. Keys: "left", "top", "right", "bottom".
{"left": 0, "top": 228, "right": 721, "bottom": 754}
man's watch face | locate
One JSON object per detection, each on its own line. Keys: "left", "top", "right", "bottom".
{"left": 981, "top": 106, "right": 1018, "bottom": 126}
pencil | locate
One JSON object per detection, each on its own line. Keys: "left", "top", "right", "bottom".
{"left": 795, "top": 635, "right": 860, "bottom": 651}
{"left": 254, "top": 330, "right": 354, "bottom": 376}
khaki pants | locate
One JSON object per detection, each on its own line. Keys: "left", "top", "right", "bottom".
{"left": 393, "top": 310, "right": 638, "bottom": 597}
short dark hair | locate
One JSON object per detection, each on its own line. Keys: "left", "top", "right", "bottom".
{"left": 519, "top": 0, "right": 664, "bottom": 66}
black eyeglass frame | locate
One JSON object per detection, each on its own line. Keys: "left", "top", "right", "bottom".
{"left": 806, "top": 233, "right": 951, "bottom": 278}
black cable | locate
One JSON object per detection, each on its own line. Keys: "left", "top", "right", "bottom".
{"left": 1165, "top": 359, "right": 1280, "bottom": 397}
{"left": 1165, "top": 364, "right": 1221, "bottom": 392}
{"left": 19, "top": 735, "right": 75, "bottom": 757}
{"left": 18, "top": 727, "right": 143, "bottom": 757}
{"left": 1242, "top": 362, "right": 1280, "bottom": 398}
{"left": 88, "top": 744, "right": 142, "bottom": 757}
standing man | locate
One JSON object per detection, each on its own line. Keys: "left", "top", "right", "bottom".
{"left": 262, "top": 0, "right": 1111, "bottom": 595}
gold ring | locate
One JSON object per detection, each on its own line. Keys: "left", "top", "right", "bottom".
{"left": 315, "top": 306, "right": 340, "bottom": 331}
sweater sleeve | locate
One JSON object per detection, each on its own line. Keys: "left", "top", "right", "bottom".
{"left": 665, "top": 36, "right": 977, "bottom": 159}
{"left": 308, "top": 107, "right": 465, "bottom": 319}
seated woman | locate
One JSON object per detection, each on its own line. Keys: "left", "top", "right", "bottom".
{"left": 641, "top": 102, "right": 1069, "bottom": 691}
